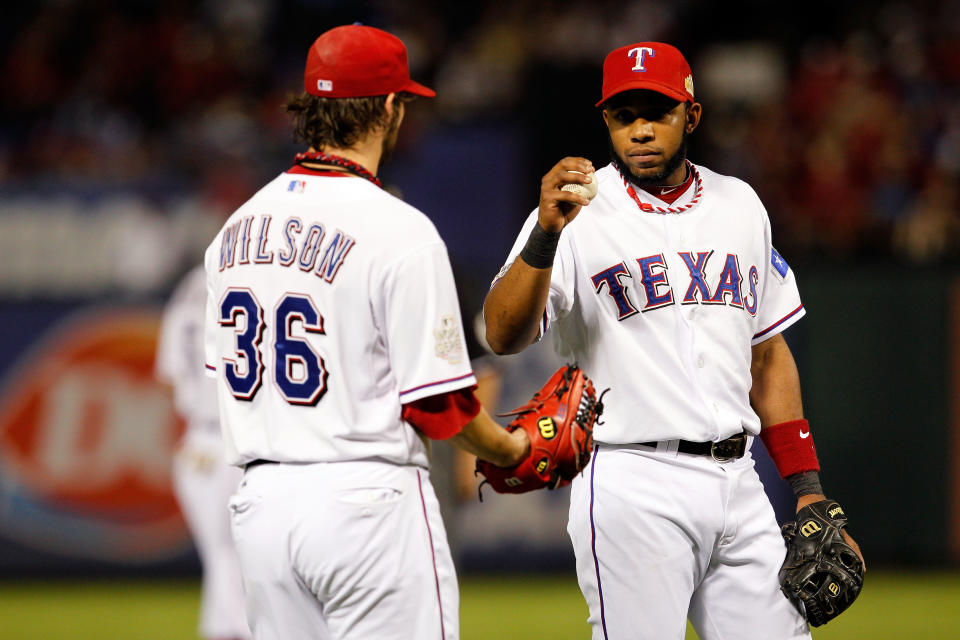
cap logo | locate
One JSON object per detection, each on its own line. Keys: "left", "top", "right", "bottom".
{"left": 684, "top": 74, "right": 694, "bottom": 97}
{"left": 316, "top": 79, "right": 333, "bottom": 92}
{"left": 627, "top": 46, "right": 655, "bottom": 72}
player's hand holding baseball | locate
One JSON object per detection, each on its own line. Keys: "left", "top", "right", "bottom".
{"left": 483, "top": 157, "right": 598, "bottom": 355}
{"left": 539, "top": 157, "right": 596, "bottom": 232}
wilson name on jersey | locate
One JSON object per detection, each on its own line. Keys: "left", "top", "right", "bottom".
{"left": 216, "top": 213, "right": 355, "bottom": 283}
{"left": 204, "top": 172, "right": 476, "bottom": 468}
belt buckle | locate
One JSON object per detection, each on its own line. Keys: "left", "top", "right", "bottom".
{"left": 710, "top": 433, "right": 746, "bottom": 463}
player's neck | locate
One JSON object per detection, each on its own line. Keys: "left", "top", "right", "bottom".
{"left": 305, "top": 140, "right": 382, "bottom": 177}
{"left": 638, "top": 164, "right": 694, "bottom": 204}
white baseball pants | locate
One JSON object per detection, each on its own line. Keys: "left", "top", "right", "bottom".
{"left": 229, "top": 461, "right": 458, "bottom": 640}
{"left": 172, "top": 430, "right": 250, "bottom": 639}
{"left": 568, "top": 444, "right": 811, "bottom": 640}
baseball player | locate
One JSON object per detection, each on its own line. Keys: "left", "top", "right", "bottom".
{"left": 483, "top": 42, "right": 864, "bottom": 639}
{"left": 203, "top": 25, "right": 528, "bottom": 640}
{"left": 156, "top": 265, "right": 251, "bottom": 640}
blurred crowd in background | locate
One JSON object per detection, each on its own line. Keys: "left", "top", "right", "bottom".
{"left": 2, "top": 0, "right": 960, "bottom": 579}
{"left": 2, "top": 0, "right": 960, "bottom": 289}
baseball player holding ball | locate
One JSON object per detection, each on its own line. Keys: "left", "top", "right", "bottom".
{"left": 482, "top": 42, "right": 865, "bottom": 639}
{"left": 203, "top": 25, "right": 532, "bottom": 640}
{"left": 156, "top": 264, "right": 251, "bottom": 640}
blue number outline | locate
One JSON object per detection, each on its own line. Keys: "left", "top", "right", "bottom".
{"left": 273, "top": 293, "right": 328, "bottom": 406}
{"left": 218, "top": 288, "right": 265, "bottom": 400}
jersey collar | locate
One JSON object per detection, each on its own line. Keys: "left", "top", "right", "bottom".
{"left": 617, "top": 161, "right": 703, "bottom": 214}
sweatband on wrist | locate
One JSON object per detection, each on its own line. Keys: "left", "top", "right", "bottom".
{"left": 786, "top": 470, "right": 824, "bottom": 498}
{"left": 758, "top": 418, "right": 820, "bottom": 478}
{"left": 519, "top": 223, "right": 561, "bottom": 269}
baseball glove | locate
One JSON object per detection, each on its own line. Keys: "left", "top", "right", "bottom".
{"left": 779, "top": 500, "right": 864, "bottom": 627}
{"left": 475, "top": 364, "right": 604, "bottom": 496}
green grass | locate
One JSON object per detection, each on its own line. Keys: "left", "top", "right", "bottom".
{"left": 0, "top": 580, "right": 199, "bottom": 639}
{"left": 0, "top": 571, "right": 958, "bottom": 639}
{"left": 460, "top": 575, "right": 588, "bottom": 639}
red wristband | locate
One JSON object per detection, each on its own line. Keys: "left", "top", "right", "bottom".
{"left": 758, "top": 419, "right": 820, "bottom": 478}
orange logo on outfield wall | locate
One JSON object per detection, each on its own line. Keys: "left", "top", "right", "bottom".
{"left": 0, "top": 308, "right": 189, "bottom": 562}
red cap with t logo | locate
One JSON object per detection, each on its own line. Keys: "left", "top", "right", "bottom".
{"left": 596, "top": 42, "right": 694, "bottom": 107}
{"left": 304, "top": 25, "right": 435, "bottom": 99}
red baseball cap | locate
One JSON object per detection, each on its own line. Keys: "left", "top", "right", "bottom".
{"left": 596, "top": 42, "right": 694, "bottom": 107}
{"left": 304, "top": 25, "right": 435, "bottom": 99}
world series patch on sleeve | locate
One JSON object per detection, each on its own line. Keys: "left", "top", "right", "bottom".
{"left": 475, "top": 365, "right": 605, "bottom": 495}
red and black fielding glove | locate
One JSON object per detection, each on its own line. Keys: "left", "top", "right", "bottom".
{"left": 475, "top": 365, "right": 605, "bottom": 495}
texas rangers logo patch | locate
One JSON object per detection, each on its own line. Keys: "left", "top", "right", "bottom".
{"left": 433, "top": 315, "right": 463, "bottom": 364}
{"left": 771, "top": 247, "right": 789, "bottom": 280}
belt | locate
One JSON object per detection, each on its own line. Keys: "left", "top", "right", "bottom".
{"left": 639, "top": 432, "right": 748, "bottom": 462}
{"left": 244, "top": 458, "right": 276, "bottom": 471}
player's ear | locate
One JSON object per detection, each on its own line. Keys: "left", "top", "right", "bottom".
{"left": 384, "top": 92, "right": 403, "bottom": 126}
{"left": 685, "top": 102, "right": 702, "bottom": 134}
{"left": 384, "top": 92, "right": 398, "bottom": 116}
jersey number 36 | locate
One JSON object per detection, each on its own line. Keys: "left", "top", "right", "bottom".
{"left": 219, "top": 288, "right": 328, "bottom": 406}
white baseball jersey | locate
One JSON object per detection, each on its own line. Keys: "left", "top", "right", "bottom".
{"left": 204, "top": 171, "right": 476, "bottom": 468}
{"left": 497, "top": 162, "right": 804, "bottom": 444}
{"left": 157, "top": 265, "right": 220, "bottom": 436}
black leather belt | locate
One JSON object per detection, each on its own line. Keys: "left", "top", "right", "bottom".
{"left": 244, "top": 458, "right": 275, "bottom": 471}
{"left": 639, "top": 432, "right": 748, "bottom": 462}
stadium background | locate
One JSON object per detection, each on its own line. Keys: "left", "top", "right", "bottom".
{"left": 2, "top": 0, "right": 960, "bottom": 637}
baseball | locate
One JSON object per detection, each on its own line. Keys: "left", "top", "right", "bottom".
{"left": 561, "top": 170, "right": 598, "bottom": 201}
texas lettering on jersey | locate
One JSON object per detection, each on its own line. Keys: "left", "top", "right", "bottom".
{"left": 591, "top": 250, "right": 760, "bottom": 319}
{"left": 217, "top": 213, "right": 355, "bottom": 283}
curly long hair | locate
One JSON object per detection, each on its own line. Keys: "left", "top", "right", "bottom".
{"left": 284, "top": 92, "right": 414, "bottom": 150}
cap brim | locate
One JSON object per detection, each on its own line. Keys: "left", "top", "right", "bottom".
{"left": 403, "top": 80, "right": 436, "bottom": 98}
{"left": 595, "top": 81, "right": 690, "bottom": 107}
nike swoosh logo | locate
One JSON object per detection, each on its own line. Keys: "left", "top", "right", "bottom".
{"left": 660, "top": 186, "right": 679, "bottom": 194}
{"left": 799, "top": 431, "right": 810, "bottom": 439}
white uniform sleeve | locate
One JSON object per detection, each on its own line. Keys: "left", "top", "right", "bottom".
{"left": 382, "top": 241, "right": 476, "bottom": 403}
{"left": 492, "top": 210, "right": 576, "bottom": 339}
{"left": 752, "top": 243, "right": 805, "bottom": 345}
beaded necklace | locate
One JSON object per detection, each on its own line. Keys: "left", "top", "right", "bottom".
{"left": 618, "top": 161, "right": 703, "bottom": 214}
{"left": 293, "top": 150, "right": 382, "bottom": 188}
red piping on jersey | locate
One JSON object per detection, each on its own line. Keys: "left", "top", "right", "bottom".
{"left": 753, "top": 304, "right": 804, "bottom": 339}
{"left": 205, "top": 363, "right": 216, "bottom": 372}
{"left": 399, "top": 372, "right": 476, "bottom": 397}
{"left": 416, "top": 470, "right": 448, "bottom": 640}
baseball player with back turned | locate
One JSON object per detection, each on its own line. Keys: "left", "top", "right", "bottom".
{"left": 203, "top": 25, "right": 528, "bottom": 640}
{"left": 483, "top": 42, "right": 865, "bottom": 639}
{"left": 156, "top": 265, "right": 251, "bottom": 640}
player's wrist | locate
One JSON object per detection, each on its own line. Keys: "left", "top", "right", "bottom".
{"left": 786, "top": 470, "right": 824, "bottom": 499}
{"left": 759, "top": 418, "right": 820, "bottom": 480}
{"left": 509, "top": 428, "right": 531, "bottom": 465}
{"left": 519, "top": 222, "right": 562, "bottom": 269}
